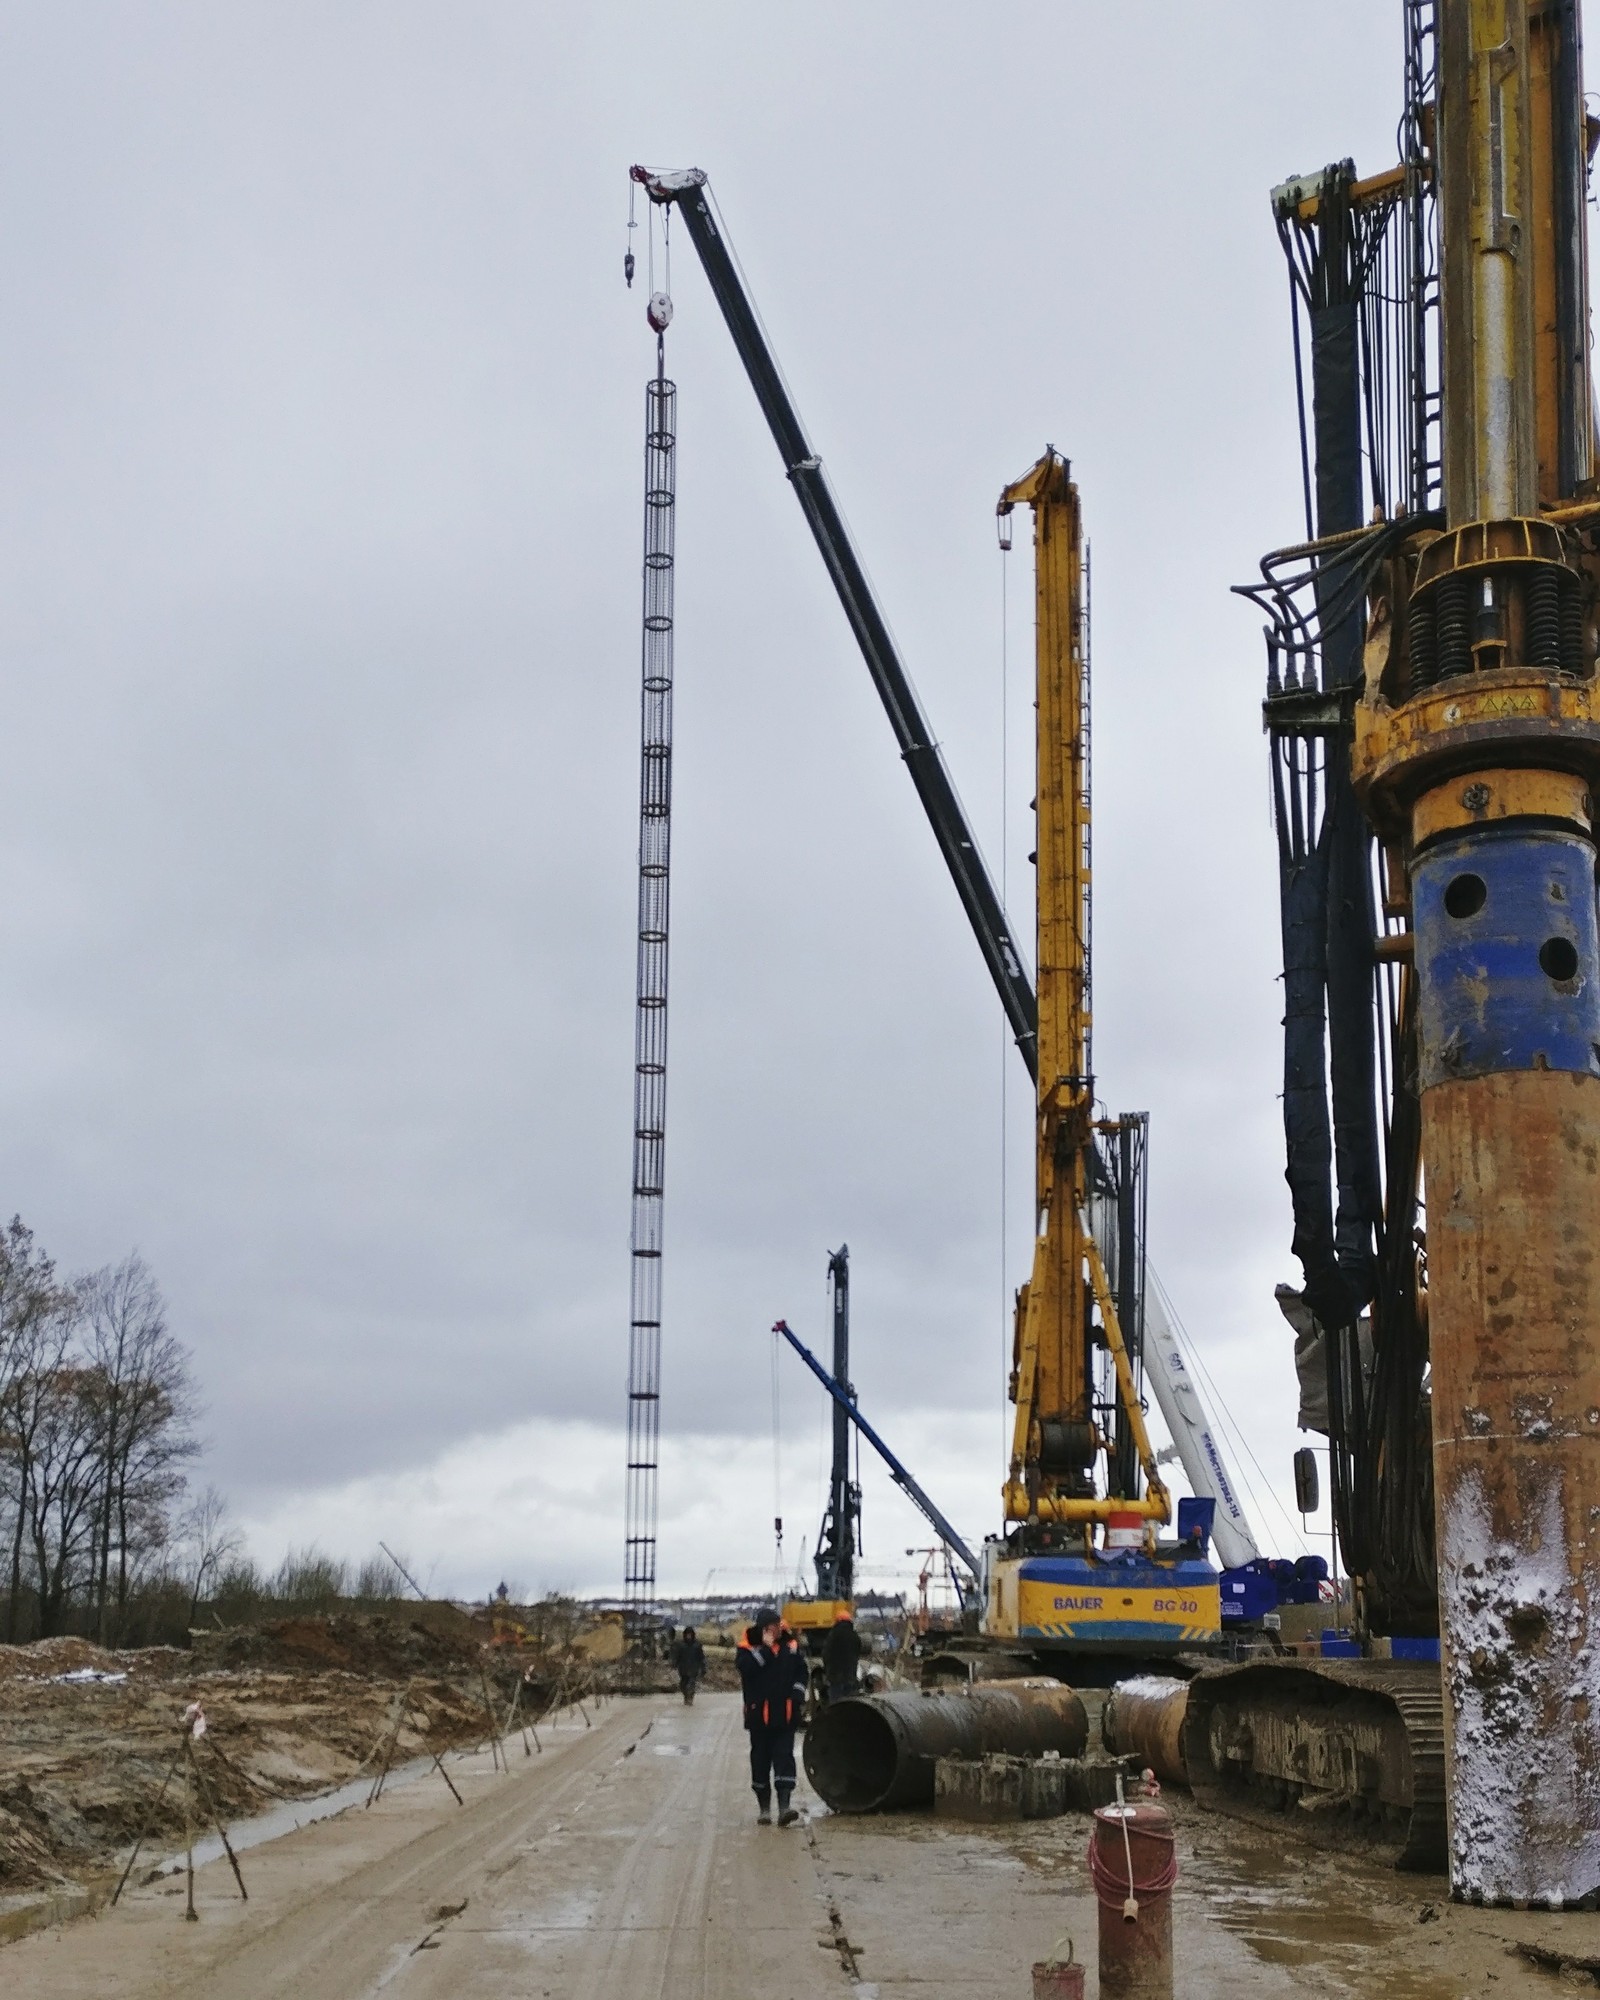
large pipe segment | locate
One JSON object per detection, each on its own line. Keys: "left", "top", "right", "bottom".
{"left": 802, "top": 1682, "right": 1089, "bottom": 1813}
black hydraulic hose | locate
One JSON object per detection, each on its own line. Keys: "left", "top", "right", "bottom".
{"left": 633, "top": 167, "right": 1038, "bottom": 1081}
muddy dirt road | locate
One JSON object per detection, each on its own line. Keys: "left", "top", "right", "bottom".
{"left": 6, "top": 1692, "right": 1597, "bottom": 1997}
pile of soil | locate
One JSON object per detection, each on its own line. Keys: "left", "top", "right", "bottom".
{"left": 0, "top": 1626, "right": 505, "bottom": 1897}
{"left": 0, "top": 1637, "right": 134, "bottom": 1682}
{"left": 191, "top": 1613, "right": 483, "bottom": 1679}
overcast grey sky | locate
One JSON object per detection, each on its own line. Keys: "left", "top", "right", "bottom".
{"left": 0, "top": 4, "right": 1485, "bottom": 1594}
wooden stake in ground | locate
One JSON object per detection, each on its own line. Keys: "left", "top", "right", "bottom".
{"left": 112, "top": 1741, "right": 186, "bottom": 1907}
{"left": 366, "top": 1680, "right": 462, "bottom": 1809}
{"left": 182, "top": 1742, "right": 196, "bottom": 1923}
{"left": 366, "top": 1682, "right": 414, "bottom": 1808}
{"left": 502, "top": 1673, "right": 538, "bottom": 1757}
{"left": 172, "top": 1701, "right": 248, "bottom": 1918}
{"left": 186, "top": 1732, "right": 248, "bottom": 1903}
{"left": 478, "top": 1663, "right": 507, "bottom": 1773}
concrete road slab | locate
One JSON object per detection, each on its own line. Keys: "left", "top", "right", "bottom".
{"left": 8, "top": 1690, "right": 1597, "bottom": 1998}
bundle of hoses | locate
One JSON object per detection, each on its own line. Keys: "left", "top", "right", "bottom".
{"left": 1087, "top": 1804, "right": 1178, "bottom": 1907}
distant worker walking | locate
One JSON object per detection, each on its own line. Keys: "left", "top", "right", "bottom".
{"left": 737, "top": 1608, "right": 808, "bottom": 1826}
{"left": 823, "top": 1609, "right": 862, "bottom": 1702}
{"left": 671, "top": 1626, "right": 706, "bottom": 1705}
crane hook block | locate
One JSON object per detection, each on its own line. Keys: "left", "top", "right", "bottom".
{"left": 647, "top": 290, "right": 673, "bottom": 333}
{"left": 624, "top": 250, "right": 635, "bottom": 288}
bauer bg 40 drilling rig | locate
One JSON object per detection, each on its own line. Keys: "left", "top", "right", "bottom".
{"left": 1188, "top": 0, "right": 1600, "bottom": 1908}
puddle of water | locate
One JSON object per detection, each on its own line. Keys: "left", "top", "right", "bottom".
{"left": 151, "top": 1755, "right": 443, "bottom": 1877}
{"left": 1183, "top": 1850, "right": 1469, "bottom": 1998}
{"left": 503, "top": 1885, "right": 604, "bottom": 1950}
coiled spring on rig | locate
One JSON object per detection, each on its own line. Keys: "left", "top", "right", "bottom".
{"left": 1407, "top": 564, "right": 1588, "bottom": 698}
{"left": 1527, "top": 566, "right": 1562, "bottom": 668}
{"left": 1561, "top": 569, "right": 1585, "bottom": 672}
{"left": 1406, "top": 589, "right": 1438, "bottom": 696}
{"left": 1434, "top": 574, "right": 1473, "bottom": 681}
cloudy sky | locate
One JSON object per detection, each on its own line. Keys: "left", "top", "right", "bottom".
{"left": 0, "top": 4, "right": 1492, "bottom": 1598}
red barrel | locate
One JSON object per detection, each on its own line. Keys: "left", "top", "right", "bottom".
{"left": 1030, "top": 1936, "right": 1085, "bottom": 1999}
{"left": 1089, "top": 1802, "right": 1176, "bottom": 2000}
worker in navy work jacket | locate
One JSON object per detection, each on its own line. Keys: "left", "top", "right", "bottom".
{"left": 736, "top": 1608, "right": 808, "bottom": 1825}
{"left": 823, "top": 1609, "right": 862, "bottom": 1702}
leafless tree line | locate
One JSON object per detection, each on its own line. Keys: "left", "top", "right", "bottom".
{"left": 0, "top": 1218, "right": 201, "bottom": 1643}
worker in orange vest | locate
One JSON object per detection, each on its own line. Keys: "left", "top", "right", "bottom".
{"left": 735, "top": 1608, "right": 808, "bottom": 1825}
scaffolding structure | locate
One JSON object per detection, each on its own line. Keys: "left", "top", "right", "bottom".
{"left": 623, "top": 363, "right": 676, "bottom": 1668}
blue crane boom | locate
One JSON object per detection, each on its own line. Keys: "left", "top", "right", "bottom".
{"left": 770, "top": 1319, "right": 979, "bottom": 1585}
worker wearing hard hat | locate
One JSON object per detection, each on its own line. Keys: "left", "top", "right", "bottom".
{"left": 736, "top": 1608, "right": 808, "bottom": 1826}
{"left": 822, "top": 1610, "right": 862, "bottom": 1704}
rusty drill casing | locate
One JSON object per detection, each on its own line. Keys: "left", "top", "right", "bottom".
{"left": 801, "top": 1679, "right": 1088, "bottom": 1813}
{"left": 1101, "top": 1676, "right": 1190, "bottom": 1788}
{"left": 1403, "top": 773, "right": 1600, "bottom": 1904}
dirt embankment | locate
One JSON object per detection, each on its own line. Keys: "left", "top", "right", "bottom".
{"left": 0, "top": 1617, "right": 594, "bottom": 1895}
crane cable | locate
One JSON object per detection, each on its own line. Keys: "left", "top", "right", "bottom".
{"left": 999, "top": 518, "right": 1013, "bottom": 1467}
{"left": 770, "top": 1323, "right": 785, "bottom": 1585}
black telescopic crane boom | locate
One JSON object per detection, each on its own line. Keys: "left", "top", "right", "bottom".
{"left": 630, "top": 166, "right": 1038, "bottom": 1081}
{"left": 772, "top": 1318, "right": 980, "bottom": 1587}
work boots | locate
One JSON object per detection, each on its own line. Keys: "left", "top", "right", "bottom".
{"left": 754, "top": 1789, "right": 771, "bottom": 1825}
{"left": 776, "top": 1785, "right": 799, "bottom": 1827}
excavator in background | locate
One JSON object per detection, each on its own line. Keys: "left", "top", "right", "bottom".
{"left": 631, "top": 167, "right": 1222, "bottom": 1663}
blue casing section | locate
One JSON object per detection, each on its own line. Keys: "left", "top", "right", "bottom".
{"left": 1412, "top": 827, "right": 1600, "bottom": 1088}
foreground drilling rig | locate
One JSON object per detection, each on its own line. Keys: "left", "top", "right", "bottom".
{"left": 1207, "top": 0, "right": 1600, "bottom": 1909}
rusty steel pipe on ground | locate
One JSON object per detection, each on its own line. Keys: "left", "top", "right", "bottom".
{"left": 1101, "top": 1677, "right": 1190, "bottom": 1788}
{"left": 1090, "top": 1801, "right": 1176, "bottom": 2000}
{"left": 801, "top": 1680, "right": 1088, "bottom": 1813}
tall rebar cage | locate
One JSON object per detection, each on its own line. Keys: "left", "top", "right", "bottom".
{"left": 623, "top": 371, "right": 676, "bottom": 1670}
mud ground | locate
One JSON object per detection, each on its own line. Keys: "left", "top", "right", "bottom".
{"left": 0, "top": 1621, "right": 574, "bottom": 1898}
{"left": 4, "top": 1689, "right": 1597, "bottom": 1997}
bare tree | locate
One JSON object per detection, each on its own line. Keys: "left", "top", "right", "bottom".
{"left": 0, "top": 1221, "right": 78, "bottom": 1641}
{"left": 24, "top": 1362, "right": 103, "bottom": 1636}
{"left": 81, "top": 1255, "right": 198, "bottom": 1643}
{"left": 179, "top": 1483, "right": 242, "bottom": 1626}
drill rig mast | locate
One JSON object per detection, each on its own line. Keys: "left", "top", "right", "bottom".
{"left": 986, "top": 455, "right": 1219, "bottom": 1653}
{"left": 781, "top": 1246, "right": 865, "bottom": 1642}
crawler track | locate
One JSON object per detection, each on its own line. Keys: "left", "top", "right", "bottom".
{"left": 1184, "top": 1658, "right": 1446, "bottom": 1871}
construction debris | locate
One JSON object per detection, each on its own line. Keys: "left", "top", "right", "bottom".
{"left": 935, "top": 1751, "right": 1143, "bottom": 1822}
